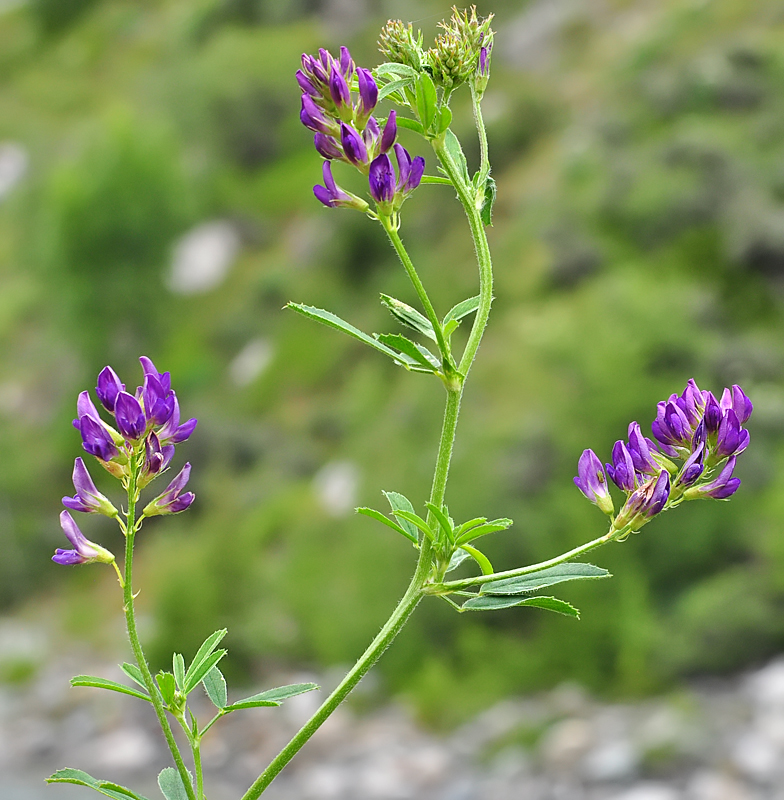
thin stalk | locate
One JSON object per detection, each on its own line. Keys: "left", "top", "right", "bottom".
{"left": 193, "top": 740, "right": 204, "bottom": 800}
{"left": 381, "top": 217, "right": 452, "bottom": 364}
{"left": 123, "top": 465, "right": 196, "bottom": 800}
{"left": 471, "top": 86, "right": 490, "bottom": 195}
{"left": 436, "top": 529, "right": 615, "bottom": 593}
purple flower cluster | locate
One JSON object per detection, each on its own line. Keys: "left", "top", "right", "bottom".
{"left": 575, "top": 379, "right": 752, "bottom": 535}
{"left": 298, "top": 47, "right": 424, "bottom": 212}
{"left": 54, "top": 357, "right": 197, "bottom": 566}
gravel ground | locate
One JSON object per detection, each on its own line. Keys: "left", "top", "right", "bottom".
{"left": 4, "top": 622, "right": 784, "bottom": 800}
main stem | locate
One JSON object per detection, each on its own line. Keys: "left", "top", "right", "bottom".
{"left": 123, "top": 467, "right": 196, "bottom": 800}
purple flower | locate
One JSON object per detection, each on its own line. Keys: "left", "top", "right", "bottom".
{"left": 53, "top": 511, "right": 114, "bottom": 566}
{"left": 314, "top": 133, "right": 343, "bottom": 160}
{"left": 479, "top": 45, "right": 490, "bottom": 77}
{"left": 703, "top": 392, "right": 722, "bottom": 433}
{"left": 627, "top": 422, "right": 660, "bottom": 475}
{"left": 139, "top": 431, "right": 175, "bottom": 488}
{"left": 677, "top": 442, "right": 705, "bottom": 488}
{"left": 62, "top": 458, "right": 118, "bottom": 517}
{"left": 685, "top": 456, "right": 741, "bottom": 500}
{"left": 313, "top": 161, "right": 368, "bottom": 210}
{"left": 73, "top": 390, "right": 103, "bottom": 430}
{"left": 142, "top": 463, "right": 195, "bottom": 517}
{"left": 615, "top": 470, "right": 670, "bottom": 530}
{"left": 329, "top": 65, "right": 351, "bottom": 113}
{"left": 157, "top": 394, "right": 198, "bottom": 445}
{"left": 139, "top": 356, "right": 171, "bottom": 395}
{"left": 356, "top": 68, "right": 378, "bottom": 123}
{"left": 652, "top": 400, "right": 693, "bottom": 450}
{"left": 715, "top": 409, "right": 750, "bottom": 458}
{"left": 141, "top": 373, "right": 174, "bottom": 427}
{"left": 300, "top": 95, "right": 334, "bottom": 135}
{"left": 574, "top": 449, "right": 614, "bottom": 516}
{"left": 368, "top": 154, "right": 396, "bottom": 204}
{"left": 720, "top": 385, "right": 753, "bottom": 425}
{"left": 79, "top": 415, "right": 119, "bottom": 462}
{"left": 114, "top": 391, "right": 147, "bottom": 441}
{"left": 380, "top": 111, "right": 397, "bottom": 153}
{"left": 340, "top": 123, "right": 368, "bottom": 166}
{"left": 394, "top": 144, "right": 424, "bottom": 194}
{"left": 339, "top": 45, "right": 354, "bottom": 79}
{"left": 95, "top": 367, "right": 125, "bottom": 413}
{"left": 606, "top": 440, "right": 636, "bottom": 492}
{"left": 296, "top": 69, "right": 319, "bottom": 97}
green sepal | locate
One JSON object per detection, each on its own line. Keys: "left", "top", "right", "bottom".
{"left": 379, "top": 293, "right": 436, "bottom": 341}
{"left": 396, "top": 116, "right": 425, "bottom": 135}
{"left": 70, "top": 675, "right": 151, "bottom": 703}
{"left": 460, "top": 544, "right": 494, "bottom": 575}
{"left": 443, "top": 295, "right": 480, "bottom": 327}
{"left": 172, "top": 654, "right": 185, "bottom": 691}
{"left": 391, "top": 508, "right": 435, "bottom": 543}
{"left": 454, "top": 518, "right": 513, "bottom": 546}
{"left": 377, "top": 78, "right": 414, "bottom": 103}
{"left": 224, "top": 682, "right": 318, "bottom": 711}
{"left": 120, "top": 662, "right": 146, "bottom": 689}
{"left": 442, "top": 129, "right": 470, "bottom": 185}
{"left": 424, "top": 502, "right": 455, "bottom": 545}
{"left": 461, "top": 594, "right": 580, "bottom": 617}
{"left": 480, "top": 563, "right": 611, "bottom": 595}
{"left": 202, "top": 665, "right": 228, "bottom": 709}
{"left": 356, "top": 507, "right": 418, "bottom": 545}
{"left": 415, "top": 73, "right": 438, "bottom": 133}
{"left": 480, "top": 175, "right": 497, "bottom": 227}
{"left": 374, "top": 62, "right": 419, "bottom": 80}
{"left": 158, "top": 767, "right": 193, "bottom": 800}
{"left": 47, "top": 768, "right": 150, "bottom": 800}
{"left": 382, "top": 491, "right": 421, "bottom": 543}
{"left": 287, "top": 303, "right": 429, "bottom": 371}
{"left": 375, "top": 333, "right": 440, "bottom": 372}
{"left": 155, "top": 672, "right": 176, "bottom": 706}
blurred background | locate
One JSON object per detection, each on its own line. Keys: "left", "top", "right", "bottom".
{"left": 3, "top": 0, "right": 784, "bottom": 796}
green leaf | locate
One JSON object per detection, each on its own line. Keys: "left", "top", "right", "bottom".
{"left": 424, "top": 502, "right": 454, "bottom": 544}
{"left": 202, "top": 665, "right": 227, "bottom": 709}
{"left": 461, "top": 544, "right": 494, "bottom": 575}
{"left": 480, "top": 175, "right": 497, "bottom": 227}
{"left": 462, "top": 595, "right": 580, "bottom": 617}
{"left": 47, "top": 769, "right": 150, "bottom": 800}
{"left": 481, "top": 563, "right": 611, "bottom": 595}
{"left": 420, "top": 176, "right": 453, "bottom": 185}
{"left": 443, "top": 296, "right": 480, "bottom": 327}
{"left": 437, "top": 106, "right": 452, "bottom": 134}
{"left": 225, "top": 682, "right": 319, "bottom": 711}
{"left": 453, "top": 516, "right": 487, "bottom": 537}
{"left": 375, "top": 333, "right": 440, "bottom": 372}
{"left": 287, "top": 303, "right": 423, "bottom": 370}
{"left": 71, "top": 675, "right": 151, "bottom": 703}
{"left": 377, "top": 78, "right": 413, "bottom": 103}
{"left": 396, "top": 116, "right": 425, "bottom": 135}
{"left": 183, "top": 628, "right": 228, "bottom": 691}
{"left": 415, "top": 73, "right": 437, "bottom": 132}
{"left": 156, "top": 672, "right": 176, "bottom": 706}
{"left": 374, "top": 62, "right": 419, "bottom": 80}
{"left": 443, "top": 129, "right": 470, "bottom": 185}
{"left": 390, "top": 508, "right": 435, "bottom": 542}
{"left": 173, "top": 654, "right": 185, "bottom": 691}
{"left": 379, "top": 294, "right": 436, "bottom": 340}
{"left": 120, "top": 662, "right": 146, "bottom": 690}
{"left": 446, "top": 548, "right": 472, "bottom": 573}
{"left": 158, "top": 768, "right": 192, "bottom": 800}
{"left": 455, "top": 518, "right": 513, "bottom": 546}
{"left": 356, "top": 507, "right": 418, "bottom": 544}
{"left": 184, "top": 649, "right": 227, "bottom": 695}
{"left": 382, "top": 491, "right": 421, "bottom": 543}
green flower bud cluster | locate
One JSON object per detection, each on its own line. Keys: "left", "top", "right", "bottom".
{"left": 428, "top": 6, "right": 494, "bottom": 90}
{"left": 378, "top": 19, "right": 425, "bottom": 72}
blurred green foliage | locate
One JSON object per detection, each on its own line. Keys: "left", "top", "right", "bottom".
{"left": 2, "top": 0, "right": 784, "bottom": 724}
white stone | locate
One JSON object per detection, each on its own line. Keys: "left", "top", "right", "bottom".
{"left": 609, "top": 782, "right": 681, "bottom": 800}
{"left": 313, "top": 461, "right": 359, "bottom": 517}
{"left": 688, "top": 770, "right": 756, "bottom": 800}
{"left": 583, "top": 739, "right": 639, "bottom": 781}
{"left": 230, "top": 338, "right": 273, "bottom": 387}
{"left": 92, "top": 727, "right": 157, "bottom": 770}
{"left": 540, "top": 718, "right": 593, "bottom": 767}
{"left": 0, "top": 143, "right": 27, "bottom": 200}
{"left": 730, "top": 730, "right": 779, "bottom": 782}
{"left": 748, "top": 659, "right": 784, "bottom": 708}
{"left": 168, "top": 220, "right": 240, "bottom": 294}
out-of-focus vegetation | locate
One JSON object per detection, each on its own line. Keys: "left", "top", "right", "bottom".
{"left": 2, "top": 0, "right": 784, "bottom": 725}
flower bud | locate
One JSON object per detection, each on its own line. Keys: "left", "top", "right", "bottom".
{"left": 53, "top": 511, "right": 115, "bottom": 566}
{"left": 573, "top": 449, "right": 614, "bottom": 516}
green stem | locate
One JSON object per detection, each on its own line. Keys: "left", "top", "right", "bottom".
{"left": 436, "top": 529, "right": 615, "bottom": 592}
{"left": 431, "top": 137, "right": 493, "bottom": 379}
{"left": 381, "top": 217, "right": 452, "bottom": 365}
{"left": 193, "top": 739, "right": 204, "bottom": 800}
{"left": 123, "top": 466, "right": 196, "bottom": 800}
{"left": 471, "top": 86, "right": 490, "bottom": 194}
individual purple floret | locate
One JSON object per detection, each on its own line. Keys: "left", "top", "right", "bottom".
{"left": 356, "top": 68, "right": 378, "bottom": 125}
{"left": 369, "top": 154, "right": 396, "bottom": 204}
{"left": 53, "top": 511, "right": 115, "bottom": 566}
{"left": 715, "top": 410, "right": 750, "bottom": 459}
{"left": 114, "top": 392, "right": 147, "bottom": 441}
{"left": 340, "top": 123, "right": 369, "bottom": 167}
{"left": 366, "top": 146, "right": 425, "bottom": 212}
{"left": 677, "top": 443, "right": 705, "bottom": 488}
{"left": 96, "top": 366, "right": 125, "bottom": 413}
{"left": 313, "top": 161, "right": 369, "bottom": 212}
{"left": 574, "top": 449, "right": 614, "bottom": 516}
{"left": 78, "top": 415, "right": 119, "bottom": 462}
{"left": 63, "top": 458, "right": 118, "bottom": 517}
{"left": 685, "top": 456, "right": 741, "bottom": 500}
{"left": 606, "top": 440, "right": 636, "bottom": 492}
{"left": 615, "top": 470, "right": 670, "bottom": 530}
{"left": 627, "top": 422, "right": 661, "bottom": 475}
{"left": 720, "top": 385, "right": 753, "bottom": 425}
{"left": 143, "top": 463, "right": 195, "bottom": 517}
